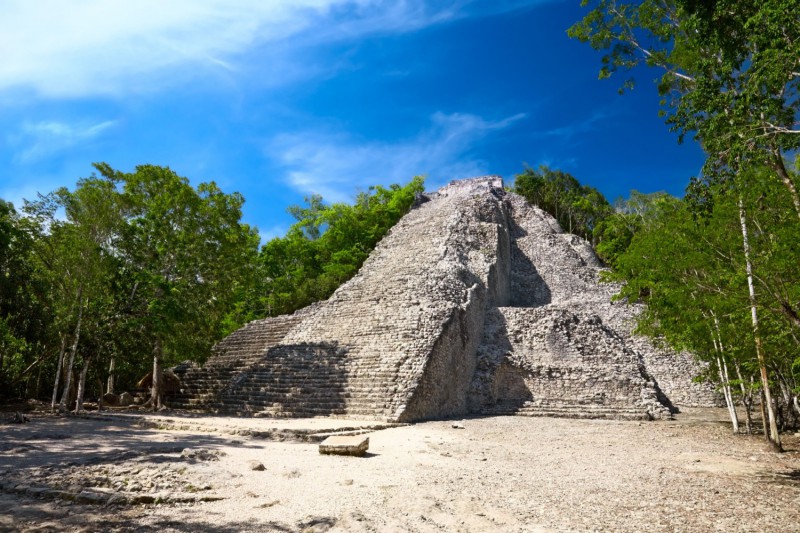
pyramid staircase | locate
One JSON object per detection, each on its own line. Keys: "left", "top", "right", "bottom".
{"left": 168, "top": 314, "right": 305, "bottom": 411}
{"left": 166, "top": 177, "right": 714, "bottom": 421}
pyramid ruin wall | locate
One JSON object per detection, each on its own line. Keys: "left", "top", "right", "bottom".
{"left": 488, "top": 307, "right": 661, "bottom": 409}
{"left": 172, "top": 176, "right": 719, "bottom": 420}
{"left": 277, "top": 177, "right": 514, "bottom": 420}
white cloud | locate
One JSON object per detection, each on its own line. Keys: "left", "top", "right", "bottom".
{"left": 8, "top": 120, "right": 116, "bottom": 163}
{"left": 1, "top": 1, "right": 322, "bottom": 96}
{"left": 266, "top": 111, "right": 526, "bottom": 200}
{"left": 0, "top": 0, "right": 553, "bottom": 98}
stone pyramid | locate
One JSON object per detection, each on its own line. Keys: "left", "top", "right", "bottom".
{"left": 169, "top": 177, "right": 718, "bottom": 421}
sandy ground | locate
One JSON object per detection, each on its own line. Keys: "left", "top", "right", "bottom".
{"left": 1, "top": 408, "right": 799, "bottom": 532}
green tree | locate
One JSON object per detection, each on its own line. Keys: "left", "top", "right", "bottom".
{"left": 0, "top": 200, "right": 51, "bottom": 397}
{"left": 569, "top": 0, "right": 800, "bottom": 219}
{"left": 287, "top": 194, "right": 326, "bottom": 240}
{"left": 594, "top": 190, "right": 676, "bottom": 268}
{"left": 22, "top": 174, "right": 124, "bottom": 411}
{"left": 513, "top": 166, "right": 612, "bottom": 245}
{"left": 570, "top": 0, "right": 800, "bottom": 448}
{"left": 56, "top": 175, "right": 126, "bottom": 412}
{"left": 109, "top": 164, "right": 259, "bottom": 409}
{"left": 3, "top": 164, "right": 262, "bottom": 407}
{"left": 607, "top": 169, "right": 800, "bottom": 444}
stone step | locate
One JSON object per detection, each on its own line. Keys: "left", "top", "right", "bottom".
{"left": 222, "top": 380, "right": 392, "bottom": 389}
{"left": 169, "top": 395, "right": 394, "bottom": 417}
{"left": 216, "top": 395, "right": 383, "bottom": 405}
{"left": 517, "top": 409, "right": 648, "bottom": 421}
{"left": 182, "top": 377, "right": 390, "bottom": 385}
{"left": 481, "top": 402, "right": 649, "bottom": 420}
{"left": 175, "top": 384, "right": 399, "bottom": 398}
{"left": 226, "top": 401, "right": 351, "bottom": 410}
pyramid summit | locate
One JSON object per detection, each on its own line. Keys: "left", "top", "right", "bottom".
{"left": 169, "top": 176, "right": 718, "bottom": 421}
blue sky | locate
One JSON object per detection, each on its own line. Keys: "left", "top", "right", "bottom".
{"left": 0, "top": 0, "right": 705, "bottom": 241}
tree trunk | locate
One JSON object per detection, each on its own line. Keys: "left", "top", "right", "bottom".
{"left": 35, "top": 361, "right": 42, "bottom": 398}
{"left": 720, "top": 358, "right": 739, "bottom": 431}
{"left": 74, "top": 354, "right": 92, "bottom": 414}
{"left": 777, "top": 374, "right": 800, "bottom": 427}
{"left": 711, "top": 315, "right": 738, "bottom": 433}
{"left": 107, "top": 356, "right": 115, "bottom": 395}
{"left": 97, "top": 377, "right": 104, "bottom": 412}
{"left": 151, "top": 337, "right": 163, "bottom": 411}
{"left": 735, "top": 362, "right": 753, "bottom": 435}
{"left": 771, "top": 152, "right": 800, "bottom": 221}
{"left": 759, "top": 389, "right": 770, "bottom": 442}
{"left": 716, "top": 356, "right": 739, "bottom": 434}
{"left": 738, "top": 197, "right": 782, "bottom": 450}
{"left": 59, "top": 286, "right": 84, "bottom": 412}
{"left": 50, "top": 334, "right": 67, "bottom": 410}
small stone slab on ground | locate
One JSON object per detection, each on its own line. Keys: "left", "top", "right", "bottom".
{"left": 318, "top": 435, "right": 369, "bottom": 456}
{"left": 248, "top": 460, "right": 265, "bottom": 471}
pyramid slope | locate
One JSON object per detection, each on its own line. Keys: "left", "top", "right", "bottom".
{"left": 168, "top": 177, "right": 718, "bottom": 421}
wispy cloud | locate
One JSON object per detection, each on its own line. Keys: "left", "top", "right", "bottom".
{"left": 266, "top": 111, "right": 526, "bottom": 200}
{"left": 8, "top": 120, "right": 116, "bottom": 163}
{"left": 0, "top": 0, "right": 554, "bottom": 98}
{"left": 540, "top": 110, "right": 611, "bottom": 139}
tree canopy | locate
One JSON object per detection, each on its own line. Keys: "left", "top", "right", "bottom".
{"left": 570, "top": 0, "right": 800, "bottom": 448}
{"left": 605, "top": 168, "right": 800, "bottom": 433}
{"left": 512, "top": 166, "right": 612, "bottom": 246}
{"left": 1, "top": 164, "right": 259, "bottom": 407}
{"left": 569, "top": 0, "right": 800, "bottom": 216}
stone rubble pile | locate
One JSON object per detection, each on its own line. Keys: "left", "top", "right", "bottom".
{"left": 168, "top": 176, "right": 718, "bottom": 421}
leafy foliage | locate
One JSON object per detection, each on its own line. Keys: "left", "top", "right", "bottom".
{"left": 513, "top": 166, "right": 612, "bottom": 245}
{"left": 593, "top": 190, "right": 677, "bottom": 268}
{"left": 571, "top": 0, "right": 800, "bottom": 438}
{"left": 569, "top": 0, "right": 800, "bottom": 216}
{"left": 0, "top": 200, "right": 50, "bottom": 394}
{"left": 607, "top": 168, "right": 800, "bottom": 429}
{"left": 112, "top": 164, "right": 260, "bottom": 366}
{"left": 1, "top": 164, "right": 259, "bottom": 402}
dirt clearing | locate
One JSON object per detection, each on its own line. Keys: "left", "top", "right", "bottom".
{"left": 1, "top": 408, "right": 798, "bottom": 532}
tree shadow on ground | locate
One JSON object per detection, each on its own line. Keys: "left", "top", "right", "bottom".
{"left": 0, "top": 414, "right": 265, "bottom": 471}
{"left": 0, "top": 490, "right": 340, "bottom": 533}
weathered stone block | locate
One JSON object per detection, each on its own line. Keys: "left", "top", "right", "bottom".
{"left": 319, "top": 435, "right": 369, "bottom": 456}
{"left": 118, "top": 391, "right": 134, "bottom": 406}
{"left": 102, "top": 392, "right": 119, "bottom": 406}
{"left": 74, "top": 490, "right": 108, "bottom": 505}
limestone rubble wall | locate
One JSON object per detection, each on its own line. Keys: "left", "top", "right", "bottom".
{"left": 639, "top": 345, "right": 720, "bottom": 408}
{"left": 470, "top": 307, "right": 669, "bottom": 419}
{"left": 503, "top": 193, "right": 720, "bottom": 410}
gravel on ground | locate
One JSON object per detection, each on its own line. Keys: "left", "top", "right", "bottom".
{"left": 0, "top": 408, "right": 798, "bottom": 532}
